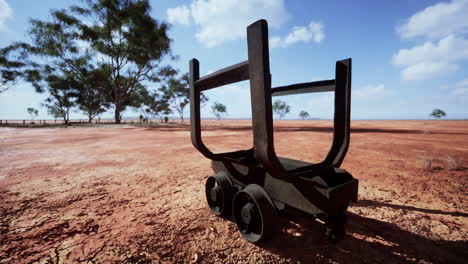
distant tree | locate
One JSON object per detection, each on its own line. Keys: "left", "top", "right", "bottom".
{"left": 211, "top": 102, "right": 227, "bottom": 120}
{"left": 27, "top": 107, "right": 38, "bottom": 120}
{"left": 160, "top": 73, "right": 208, "bottom": 123}
{"left": 132, "top": 87, "right": 172, "bottom": 122}
{"left": 75, "top": 69, "right": 110, "bottom": 122}
{"left": 272, "top": 100, "right": 290, "bottom": 119}
{"left": 48, "top": 107, "right": 62, "bottom": 121}
{"left": 430, "top": 108, "right": 446, "bottom": 119}
{"left": 42, "top": 75, "right": 76, "bottom": 125}
{"left": 299, "top": 110, "right": 310, "bottom": 120}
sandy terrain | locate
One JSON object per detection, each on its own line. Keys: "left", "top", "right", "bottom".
{"left": 0, "top": 120, "right": 467, "bottom": 263}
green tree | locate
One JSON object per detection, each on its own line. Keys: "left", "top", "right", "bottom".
{"left": 299, "top": 110, "right": 309, "bottom": 120}
{"left": 132, "top": 87, "right": 172, "bottom": 122}
{"left": 211, "top": 102, "right": 227, "bottom": 120}
{"left": 75, "top": 68, "right": 110, "bottom": 122}
{"left": 0, "top": 43, "right": 30, "bottom": 94}
{"left": 430, "top": 108, "right": 446, "bottom": 119}
{"left": 272, "top": 100, "right": 290, "bottom": 119}
{"left": 160, "top": 73, "right": 208, "bottom": 123}
{"left": 27, "top": 107, "right": 38, "bottom": 120}
{"left": 13, "top": 0, "right": 174, "bottom": 124}
{"left": 72, "top": 0, "right": 175, "bottom": 123}
{"left": 42, "top": 75, "right": 76, "bottom": 124}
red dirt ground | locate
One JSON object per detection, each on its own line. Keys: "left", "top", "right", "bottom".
{"left": 0, "top": 120, "right": 467, "bottom": 263}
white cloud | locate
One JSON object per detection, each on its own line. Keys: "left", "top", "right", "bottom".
{"left": 397, "top": 0, "right": 468, "bottom": 40}
{"left": 270, "top": 21, "right": 324, "bottom": 48}
{"left": 400, "top": 62, "right": 458, "bottom": 81}
{"left": 392, "top": 35, "right": 468, "bottom": 66}
{"left": 392, "top": 35, "right": 468, "bottom": 80}
{"left": 167, "top": 5, "right": 191, "bottom": 26}
{"left": 0, "top": 0, "right": 12, "bottom": 31}
{"left": 167, "top": 0, "right": 289, "bottom": 48}
{"left": 393, "top": 0, "right": 468, "bottom": 81}
{"left": 355, "top": 84, "right": 387, "bottom": 97}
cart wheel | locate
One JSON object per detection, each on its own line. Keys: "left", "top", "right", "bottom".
{"left": 232, "top": 184, "right": 276, "bottom": 243}
{"left": 325, "top": 213, "right": 347, "bottom": 243}
{"left": 205, "top": 172, "right": 234, "bottom": 217}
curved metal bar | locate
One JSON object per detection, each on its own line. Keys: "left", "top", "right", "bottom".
{"left": 323, "top": 59, "right": 352, "bottom": 168}
{"left": 189, "top": 58, "right": 221, "bottom": 160}
{"left": 247, "top": 20, "right": 290, "bottom": 180}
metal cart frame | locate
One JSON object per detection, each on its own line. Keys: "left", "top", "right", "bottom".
{"left": 190, "top": 19, "right": 358, "bottom": 243}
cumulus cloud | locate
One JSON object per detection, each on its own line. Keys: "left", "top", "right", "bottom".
{"left": 392, "top": 35, "right": 468, "bottom": 80}
{"left": 167, "top": 0, "right": 289, "bottom": 48}
{"left": 355, "top": 84, "right": 387, "bottom": 97}
{"left": 0, "top": 0, "right": 12, "bottom": 30}
{"left": 397, "top": 0, "right": 468, "bottom": 40}
{"left": 392, "top": 35, "right": 468, "bottom": 66}
{"left": 400, "top": 62, "right": 458, "bottom": 81}
{"left": 393, "top": 1, "right": 468, "bottom": 81}
{"left": 270, "top": 21, "right": 324, "bottom": 48}
{"left": 167, "top": 5, "right": 191, "bottom": 26}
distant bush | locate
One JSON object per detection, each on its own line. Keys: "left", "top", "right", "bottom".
{"left": 417, "top": 155, "right": 433, "bottom": 171}
{"left": 445, "top": 156, "right": 462, "bottom": 171}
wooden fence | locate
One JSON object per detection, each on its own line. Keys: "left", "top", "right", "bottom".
{"left": 0, "top": 117, "right": 181, "bottom": 126}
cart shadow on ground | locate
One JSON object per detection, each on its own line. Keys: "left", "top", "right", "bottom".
{"left": 140, "top": 123, "right": 468, "bottom": 136}
{"left": 258, "top": 209, "right": 467, "bottom": 263}
{"left": 193, "top": 125, "right": 468, "bottom": 135}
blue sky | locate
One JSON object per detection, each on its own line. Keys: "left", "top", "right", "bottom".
{"left": 0, "top": 0, "right": 467, "bottom": 120}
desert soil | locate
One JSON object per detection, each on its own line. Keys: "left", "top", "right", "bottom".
{"left": 0, "top": 120, "right": 467, "bottom": 264}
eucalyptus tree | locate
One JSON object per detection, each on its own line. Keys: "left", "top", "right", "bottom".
{"left": 42, "top": 74, "right": 77, "bottom": 125}
{"left": 70, "top": 0, "right": 176, "bottom": 123}
{"left": 211, "top": 102, "right": 227, "bottom": 120}
{"left": 75, "top": 68, "right": 110, "bottom": 122}
{"left": 132, "top": 86, "right": 172, "bottom": 122}
{"left": 27, "top": 107, "right": 38, "bottom": 120}
{"left": 160, "top": 73, "right": 208, "bottom": 123}
{"left": 299, "top": 110, "right": 310, "bottom": 120}
{"left": 13, "top": 0, "right": 174, "bottom": 123}
{"left": 0, "top": 43, "right": 31, "bottom": 94}
{"left": 272, "top": 100, "right": 290, "bottom": 119}
{"left": 430, "top": 108, "right": 446, "bottom": 119}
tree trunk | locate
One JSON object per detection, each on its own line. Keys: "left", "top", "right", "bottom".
{"left": 114, "top": 107, "right": 122, "bottom": 124}
{"left": 88, "top": 113, "right": 92, "bottom": 123}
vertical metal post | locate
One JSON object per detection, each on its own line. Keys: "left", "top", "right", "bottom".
{"left": 247, "top": 19, "right": 285, "bottom": 176}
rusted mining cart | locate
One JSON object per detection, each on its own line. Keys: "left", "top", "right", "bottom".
{"left": 190, "top": 19, "right": 358, "bottom": 243}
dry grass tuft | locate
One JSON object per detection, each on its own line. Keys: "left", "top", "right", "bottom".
{"left": 417, "top": 155, "right": 433, "bottom": 171}
{"left": 445, "top": 156, "right": 462, "bottom": 171}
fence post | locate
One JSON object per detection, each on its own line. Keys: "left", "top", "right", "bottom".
{"left": 23, "top": 120, "right": 25, "bottom": 125}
